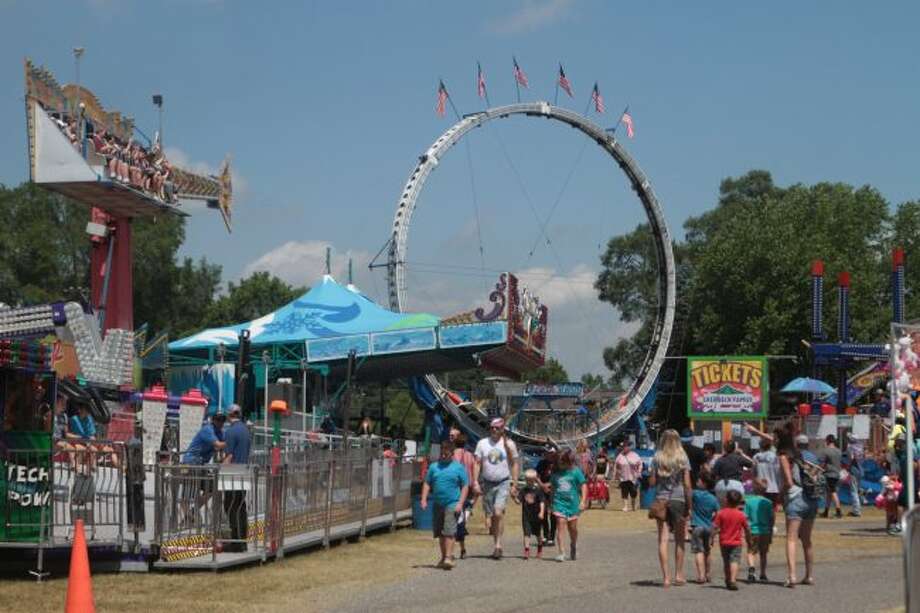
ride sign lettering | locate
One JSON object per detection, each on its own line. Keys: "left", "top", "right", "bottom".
{"left": 687, "top": 356, "right": 768, "bottom": 419}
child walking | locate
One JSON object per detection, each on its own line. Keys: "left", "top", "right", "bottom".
{"left": 517, "top": 469, "right": 546, "bottom": 559}
{"left": 744, "top": 478, "right": 774, "bottom": 582}
{"left": 420, "top": 441, "right": 469, "bottom": 570}
{"left": 550, "top": 449, "right": 588, "bottom": 562}
{"left": 712, "top": 489, "right": 751, "bottom": 590}
{"left": 690, "top": 472, "right": 720, "bottom": 584}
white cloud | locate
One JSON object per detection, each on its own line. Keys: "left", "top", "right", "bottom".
{"left": 516, "top": 263, "right": 597, "bottom": 307}
{"left": 487, "top": 0, "right": 575, "bottom": 35}
{"left": 243, "top": 240, "right": 377, "bottom": 292}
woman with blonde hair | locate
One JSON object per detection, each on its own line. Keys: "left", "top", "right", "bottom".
{"left": 649, "top": 429, "right": 693, "bottom": 587}
{"left": 575, "top": 438, "right": 594, "bottom": 479}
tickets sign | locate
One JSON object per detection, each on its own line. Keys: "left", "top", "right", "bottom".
{"left": 687, "top": 356, "right": 768, "bottom": 419}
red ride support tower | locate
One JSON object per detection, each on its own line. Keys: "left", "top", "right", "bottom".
{"left": 89, "top": 209, "right": 134, "bottom": 332}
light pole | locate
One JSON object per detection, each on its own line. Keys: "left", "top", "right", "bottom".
{"left": 152, "top": 94, "right": 163, "bottom": 148}
{"left": 73, "top": 47, "right": 84, "bottom": 112}
{"left": 73, "top": 47, "right": 85, "bottom": 147}
{"left": 217, "top": 342, "right": 226, "bottom": 412}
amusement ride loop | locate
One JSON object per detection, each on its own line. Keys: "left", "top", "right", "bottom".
{"left": 385, "top": 102, "right": 676, "bottom": 446}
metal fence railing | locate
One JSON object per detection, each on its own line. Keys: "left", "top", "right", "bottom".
{"left": 153, "top": 462, "right": 269, "bottom": 562}
{"left": 152, "top": 440, "right": 416, "bottom": 564}
{"left": 905, "top": 505, "right": 920, "bottom": 613}
{"left": 2, "top": 436, "right": 416, "bottom": 569}
{"left": 1, "top": 442, "right": 125, "bottom": 551}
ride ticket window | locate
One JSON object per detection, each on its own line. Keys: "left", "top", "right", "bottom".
{"left": 0, "top": 370, "right": 55, "bottom": 433}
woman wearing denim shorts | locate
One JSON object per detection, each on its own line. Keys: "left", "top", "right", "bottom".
{"left": 778, "top": 429, "right": 819, "bottom": 588}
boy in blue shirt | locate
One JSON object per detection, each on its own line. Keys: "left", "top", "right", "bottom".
{"left": 690, "top": 472, "right": 719, "bottom": 583}
{"left": 421, "top": 440, "right": 469, "bottom": 570}
{"left": 744, "top": 478, "right": 774, "bottom": 583}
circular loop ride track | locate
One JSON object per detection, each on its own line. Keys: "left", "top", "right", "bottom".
{"left": 386, "top": 102, "right": 676, "bottom": 446}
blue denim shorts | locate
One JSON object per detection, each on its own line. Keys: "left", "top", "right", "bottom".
{"left": 785, "top": 494, "right": 818, "bottom": 521}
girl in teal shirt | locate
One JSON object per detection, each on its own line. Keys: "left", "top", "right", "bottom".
{"left": 550, "top": 449, "right": 587, "bottom": 562}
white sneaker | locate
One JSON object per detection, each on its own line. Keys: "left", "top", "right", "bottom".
{"left": 621, "top": 505, "right": 629, "bottom": 512}
{"left": 554, "top": 554, "right": 566, "bottom": 562}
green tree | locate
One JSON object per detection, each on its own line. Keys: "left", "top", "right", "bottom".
{"left": 203, "top": 272, "right": 305, "bottom": 330}
{"left": 596, "top": 170, "right": 920, "bottom": 420}
{"left": 0, "top": 183, "right": 89, "bottom": 306}
{"left": 0, "top": 181, "right": 223, "bottom": 339}
{"left": 595, "top": 223, "right": 690, "bottom": 387}
{"left": 524, "top": 357, "right": 569, "bottom": 384}
{"left": 580, "top": 372, "right": 615, "bottom": 390}
{"left": 132, "top": 215, "right": 223, "bottom": 337}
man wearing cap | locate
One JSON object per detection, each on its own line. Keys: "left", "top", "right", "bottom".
{"left": 796, "top": 434, "right": 818, "bottom": 465}
{"left": 182, "top": 413, "right": 227, "bottom": 465}
{"left": 473, "top": 417, "right": 519, "bottom": 559}
{"left": 222, "top": 405, "right": 251, "bottom": 551}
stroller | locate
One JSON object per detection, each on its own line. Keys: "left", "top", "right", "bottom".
{"left": 585, "top": 476, "right": 610, "bottom": 509}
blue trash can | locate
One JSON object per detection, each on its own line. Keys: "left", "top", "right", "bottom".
{"left": 411, "top": 482, "right": 433, "bottom": 530}
{"left": 636, "top": 449, "right": 656, "bottom": 509}
{"left": 640, "top": 481, "right": 657, "bottom": 510}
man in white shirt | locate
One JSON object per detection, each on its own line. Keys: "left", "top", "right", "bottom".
{"left": 473, "top": 418, "right": 519, "bottom": 559}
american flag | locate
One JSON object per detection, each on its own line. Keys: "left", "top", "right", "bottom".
{"left": 621, "top": 110, "right": 635, "bottom": 138}
{"left": 591, "top": 82, "right": 605, "bottom": 114}
{"left": 558, "top": 65, "right": 573, "bottom": 97}
{"left": 513, "top": 56, "right": 529, "bottom": 88}
{"left": 477, "top": 63, "right": 486, "bottom": 99}
{"left": 436, "top": 80, "right": 448, "bottom": 117}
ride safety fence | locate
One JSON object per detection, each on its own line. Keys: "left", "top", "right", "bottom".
{"left": 152, "top": 437, "right": 415, "bottom": 568}
{"left": 1, "top": 442, "right": 127, "bottom": 550}
{"left": 1, "top": 436, "right": 418, "bottom": 572}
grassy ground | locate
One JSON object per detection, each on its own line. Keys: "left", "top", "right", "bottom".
{"left": 0, "top": 497, "right": 903, "bottom": 613}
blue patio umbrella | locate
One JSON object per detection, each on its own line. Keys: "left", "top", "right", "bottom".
{"left": 780, "top": 377, "right": 836, "bottom": 395}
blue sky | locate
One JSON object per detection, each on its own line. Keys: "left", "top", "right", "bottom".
{"left": 1, "top": 1, "right": 918, "bottom": 378}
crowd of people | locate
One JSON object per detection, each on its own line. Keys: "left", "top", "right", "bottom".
{"left": 417, "top": 409, "right": 918, "bottom": 594}
{"left": 47, "top": 104, "right": 178, "bottom": 204}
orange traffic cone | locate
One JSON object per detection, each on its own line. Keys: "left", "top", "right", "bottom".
{"left": 65, "top": 519, "right": 95, "bottom": 613}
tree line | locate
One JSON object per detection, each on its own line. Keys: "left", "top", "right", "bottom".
{"left": 0, "top": 182, "right": 303, "bottom": 338}
{"left": 595, "top": 170, "right": 920, "bottom": 422}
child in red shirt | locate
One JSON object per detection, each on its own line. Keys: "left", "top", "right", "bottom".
{"left": 712, "top": 490, "right": 751, "bottom": 590}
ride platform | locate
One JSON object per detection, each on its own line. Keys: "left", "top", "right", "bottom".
{"left": 24, "top": 58, "right": 231, "bottom": 227}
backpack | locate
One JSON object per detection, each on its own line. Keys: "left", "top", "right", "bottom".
{"left": 794, "top": 457, "right": 826, "bottom": 499}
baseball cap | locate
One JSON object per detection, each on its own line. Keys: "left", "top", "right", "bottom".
{"left": 795, "top": 434, "right": 809, "bottom": 445}
{"left": 490, "top": 417, "right": 505, "bottom": 429}
{"left": 679, "top": 428, "right": 693, "bottom": 443}
{"left": 228, "top": 404, "right": 242, "bottom": 417}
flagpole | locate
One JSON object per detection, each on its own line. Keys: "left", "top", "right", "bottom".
{"left": 513, "top": 56, "right": 521, "bottom": 103}
{"left": 554, "top": 64, "right": 561, "bottom": 106}
{"left": 583, "top": 86, "right": 592, "bottom": 117}
{"left": 607, "top": 104, "right": 629, "bottom": 137}
{"left": 476, "top": 62, "right": 490, "bottom": 109}
{"left": 443, "top": 80, "right": 463, "bottom": 122}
